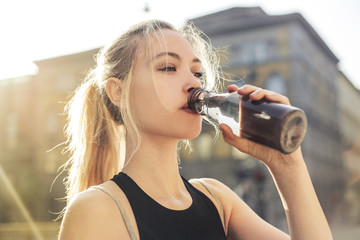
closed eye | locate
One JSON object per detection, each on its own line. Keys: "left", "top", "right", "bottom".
{"left": 158, "top": 66, "right": 176, "bottom": 72}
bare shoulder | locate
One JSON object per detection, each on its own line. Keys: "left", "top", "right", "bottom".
{"left": 189, "top": 178, "right": 237, "bottom": 233}
{"left": 189, "top": 177, "right": 242, "bottom": 209}
{"left": 189, "top": 177, "right": 236, "bottom": 202}
{"left": 189, "top": 177, "right": 289, "bottom": 240}
{"left": 58, "top": 181, "right": 135, "bottom": 240}
{"left": 189, "top": 177, "right": 248, "bottom": 215}
{"left": 189, "top": 177, "right": 236, "bottom": 207}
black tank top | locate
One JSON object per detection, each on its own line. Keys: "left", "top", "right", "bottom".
{"left": 111, "top": 172, "right": 226, "bottom": 240}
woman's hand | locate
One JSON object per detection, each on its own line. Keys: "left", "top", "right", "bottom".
{"left": 221, "top": 85, "right": 333, "bottom": 240}
{"left": 219, "top": 84, "right": 303, "bottom": 170}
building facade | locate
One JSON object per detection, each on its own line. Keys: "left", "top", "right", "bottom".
{"left": 338, "top": 71, "right": 360, "bottom": 224}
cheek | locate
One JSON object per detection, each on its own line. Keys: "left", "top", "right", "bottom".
{"left": 128, "top": 88, "right": 166, "bottom": 129}
{"left": 149, "top": 80, "right": 181, "bottom": 113}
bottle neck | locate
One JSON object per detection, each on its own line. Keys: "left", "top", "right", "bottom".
{"left": 187, "top": 88, "right": 211, "bottom": 114}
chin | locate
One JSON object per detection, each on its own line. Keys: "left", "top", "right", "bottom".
{"left": 181, "top": 127, "right": 202, "bottom": 140}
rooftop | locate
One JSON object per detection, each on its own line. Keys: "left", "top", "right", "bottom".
{"left": 190, "top": 7, "right": 339, "bottom": 63}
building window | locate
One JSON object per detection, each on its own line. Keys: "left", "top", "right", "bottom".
{"left": 265, "top": 73, "right": 287, "bottom": 95}
{"left": 230, "top": 44, "right": 242, "bottom": 66}
{"left": 231, "top": 41, "right": 268, "bottom": 66}
{"left": 241, "top": 43, "right": 254, "bottom": 64}
{"left": 253, "top": 41, "right": 267, "bottom": 63}
{"left": 266, "top": 39, "right": 279, "bottom": 59}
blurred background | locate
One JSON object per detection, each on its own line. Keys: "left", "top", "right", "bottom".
{"left": 0, "top": 0, "right": 359, "bottom": 239}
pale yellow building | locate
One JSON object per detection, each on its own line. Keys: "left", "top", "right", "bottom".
{"left": 338, "top": 71, "right": 360, "bottom": 224}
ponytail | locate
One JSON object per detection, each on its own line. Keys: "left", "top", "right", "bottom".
{"left": 63, "top": 73, "right": 124, "bottom": 202}
{"left": 61, "top": 20, "right": 176, "bottom": 204}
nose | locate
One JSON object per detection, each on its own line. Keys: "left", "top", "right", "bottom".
{"left": 184, "top": 72, "right": 202, "bottom": 94}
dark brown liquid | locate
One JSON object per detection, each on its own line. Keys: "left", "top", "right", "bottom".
{"left": 240, "top": 96, "right": 306, "bottom": 153}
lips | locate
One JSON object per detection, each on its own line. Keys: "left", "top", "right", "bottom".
{"left": 181, "top": 104, "right": 198, "bottom": 115}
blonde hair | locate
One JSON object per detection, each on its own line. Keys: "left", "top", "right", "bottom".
{"left": 61, "top": 20, "right": 222, "bottom": 204}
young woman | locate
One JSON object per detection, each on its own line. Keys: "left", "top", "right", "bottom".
{"left": 58, "top": 20, "right": 333, "bottom": 239}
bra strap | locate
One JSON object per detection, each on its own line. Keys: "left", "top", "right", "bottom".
{"left": 191, "top": 179, "right": 225, "bottom": 231}
{"left": 91, "top": 186, "right": 138, "bottom": 240}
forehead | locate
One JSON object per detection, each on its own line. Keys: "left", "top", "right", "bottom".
{"left": 141, "top": 29, "right": 198, "bottom": 61}
{"left": 153, "top": 29, "right": 190, "bottom": 50}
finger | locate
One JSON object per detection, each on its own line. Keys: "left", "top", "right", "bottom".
{"left": 249, "top": 90, "right": 290, "bottom": 105}
{"left": 262, "top": 91, "right": 291, "bottom": 105}
{"left": 237, "top": 84, "right": 259, "bottom": 95}
{"left": 248, "top": 88, "right": 266, "bottom": 100}
{"left": 227, "top": 84, "right": 239, "bottom": 93}
{"left": 219, "top": 124, "right": 237, "bottom": 143}
{"left": 238, "top": 85, "right": 291, "bottom": 105}
{"left": 219, "top": 124, "right": 250, "bottom": 154}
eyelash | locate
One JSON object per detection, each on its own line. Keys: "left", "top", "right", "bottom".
{"left": 193, "top": 72, "right": 203, "bottom": 79}
{"left": 158, "top": 66, "right": 204, "bottom": 79}
{"left": 158, "top": 66, "right": 176, "bottom": 72}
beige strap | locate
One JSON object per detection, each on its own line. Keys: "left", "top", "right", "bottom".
{"left": 91, "top": 186, "right": 138, "bottom": 240}
{"left": 191, "top": 179, "right": 225, "bottom": 231}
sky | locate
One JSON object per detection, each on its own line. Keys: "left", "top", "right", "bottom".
{"left": 0, "top": 0, "right": 359, "bottom": 89}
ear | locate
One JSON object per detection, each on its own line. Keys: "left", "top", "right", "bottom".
{"left": 105, "top": 77, "right": 123, "bottom": 107}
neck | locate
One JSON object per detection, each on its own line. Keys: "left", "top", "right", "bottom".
{"left": 123, "top": 134, "right": 184, "bottom": 197}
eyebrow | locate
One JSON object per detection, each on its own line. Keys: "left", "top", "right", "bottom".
{"left": 153, "top": 52, "right": 201, "bottom": 63}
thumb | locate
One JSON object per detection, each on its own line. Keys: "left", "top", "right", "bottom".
{"left": 219, "top": 124, "right": 248, "bottom": 152}
{"left": 219, "top": 124, "right": 236, "bottom": 142}
{"left": 219, "top": 124, "right": 266, "bottom": 160}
